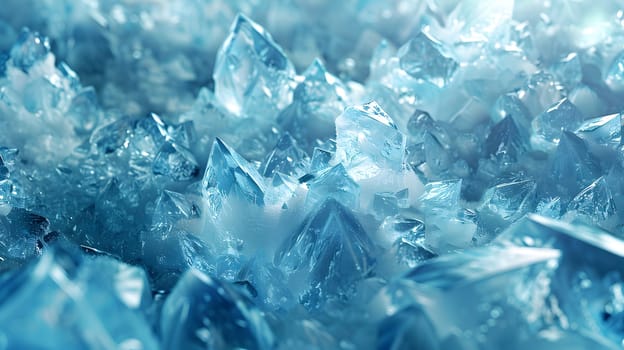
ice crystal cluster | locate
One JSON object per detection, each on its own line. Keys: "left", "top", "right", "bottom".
{"left": 2, "top": 0, "right": 624, "bottom": 349}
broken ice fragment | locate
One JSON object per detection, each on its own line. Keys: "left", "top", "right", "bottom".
{"left": 260, "top": 133, "right": 309, "bottom": 178}
{"left": 575, "top": 113, "right": 622, "bottom": 147}
{"left": 160, "top": 269, "right": 274, "bottom": 349}
{"left": 202, "top": 138, "right": 265, "bottom": 206}
{"left": 531, "top": 98, "right": 584, "bottom": 150}
{"left": 275, "top": 198, "right": 376, "bottom": 308}
{"left": 373, "top": 192, "right": 399, "bottom": 219}
{"left": 606, "top": 51, "right": 624, "bottom": 92}
{"left": 335, "top": 101, "right": 406, "bottom": 180}
{"left": 9, "top": 28, "right": 50, "bottom": 73}
{"left": 310, "top": 147, "right": 333, "bottom": 173}
{"left": 306, "top": 163, "right": 360, "bottom": 209}
{"left": 213, "top": 14, "right": 296, "bottom": 118}
{"left": 397, "top": 32, "right": 458, "bottom": 88}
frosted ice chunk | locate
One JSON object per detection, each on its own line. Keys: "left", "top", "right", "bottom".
{"left": 214, "top": 14, "right": 296, "bottom": 119}
{"left": 9, "top": 28, "right": 50, "bottom": 73}
{"left": 335, "top": 101, "right": 406, "bottom": 180}
{"left": 419, "top": 179, "right": 462, "bottom": 214}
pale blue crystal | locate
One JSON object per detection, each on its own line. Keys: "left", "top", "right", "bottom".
{"left": 260, "top": 133, "right": 309, "bottom": 178}
{"left": 566, "top": 176, "right": 616, "bottom": 227}
{"left": 306, "top": 164, "right": 360, "bottom": 209}
{"left": 485, "top": 116, "right": 529, "bottom": 163}
{"left": 606, "top": 51, "right": 624, "bottom": 92}
{"left": 310, "top": 147, "right": 333, "bottom": 173}
{"left": 397, "top": 32, "right": 458, "bottom": 88}
{"left": 551, "top": 53, "right": 582, "bottom": 89}
{"left": 335, "top": 101, "right": 406, "bottom": 180}
{"left": 9, "top": 28, "right": 50, "bottom": 73}
{"left": 531, "top": 98, "right": 584, "bottom": 150}
{"left": 575, "top": 113, "right": 622, "bottom": 147}
{"left": 377, "top": 305, "right": 439, "bottom": 350}
{"left": 152, "top": 142, "right": 199, "bottom": 181}
{"left": 201, "top": 138, "right": 265, "bottom": 206}
{"left": 213, "top": 14, "right": 296, "bottom": 118}
{"left": 275, "top": 198, "right": 376, "bottom": 308}
{"left": 160, "top": 269, "right": 274, "bottom": 350}
{"left": 373, "top": 192, "right": 399, "bottom": 219}
{"left": 0, "top": 248, "right": 157, "bottom": 349}
{"left": 419, "top": 179, "right": 462, "bottom": 214}
{"left": 550, "top": 131, "right": 602, "bottom": 197}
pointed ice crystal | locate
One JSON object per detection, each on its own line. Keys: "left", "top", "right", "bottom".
{"left": 485, "top": 116, "right": 528, "bottom": 162}
{"left": 397, "top": 32, "right": 458, "bottom": 88}
{"left": 551, "top": 53, "right": 582, "bottom": 89}
{"left": 275, "top": 198, "right": 376, "bottom": 307}
{"left": 202, "top": 138, "right": 265, "bottom": 206}
{"left": 152, "top": 190, "right": 200, "bottom": 229}
{"left": 260, "top": 133, "right": 309, "bottom": 178}
{"left": 491, "top": 93, "right": 531, "bottom": 127}
{"left": 480, "top": 180, "right": 536, "bottom": 221}
{"left": 306, "top": 163, "right": 360, "bottom": 209}
{"left": 161, "top": 269, "right": 274, "bottom": 350}
{"left": 335, "top": 101, "right": 406, "bottom": 180}
{"left": 550, "top": 131, "right": 601, "bottom": 197}
{"left": 278, "top": 59, "right": 348, "bottom": 150}
{"left": 575, "top": 113, "right": 622, "bottom": 147}
{"left": 566, "top": 176, "right": 616, "bottom": 226}
{"left": 213, "top": 14, "right": 296, "bottom": 118}
{"left": 531, "top": 98, "right": 584, "bottom": 150}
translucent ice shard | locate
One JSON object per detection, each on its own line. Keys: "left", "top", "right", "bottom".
{"left": 397, "top": 32, "right": 458, "bottom": 88}
{"left": 485, "top": 116, "right": 529, "bottom": 163}
{"left": 551, "top": 53, "right": 582, "bottom": 89}
{"left": 374, "top": 246, "right": 560, "bottom": 348}
{"left": 575, "top": 112, "right": 622, "bottom": 147}
{"left": 419, "top": 179, "right": 462, "bottom": 214}
{"left": 550, "top": 131, "right": 601, "bottom": 197}
{"left": 275, "top": 198, "right": 376, "bottom": 308}
{"left": 306, "top": 164, "right": 360, "bottom": 209}
{"left": 475, "top": 179, "right": 536, "bottom": 244}
{"left": 202, "top": 138, "right": 266, "bottom": 206}
{"left": 531, "top": 98, "right": 584, "bottom": 150}
{"left": 566, "top": 176, "right": 616, "bottom": 228}
{"left": 0, "top": 248, "right": 157, "bottom": 349}
{"left": 260, "top": 133, "right": 309, "bottom": 178}
{"left": 160, "top": 269, "right": 274, "bottom": 350}
{"left": 497, "top": 215, "right": 624, "bottom": 344}
{"left": 605, "top": 51, "right": 624, "bottom": 93}
{"left": 278, "top": 59, "right": 348, "bottom": 149}
{"left": 213, "top": 14, "right": 296, "bottom": 119}
{"left": 335, "top": 101, "right": 406, "bottom": 180}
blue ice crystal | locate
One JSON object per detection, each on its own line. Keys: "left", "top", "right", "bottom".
{"left": 2, "top": 1, "right": 624, "bottom": 349}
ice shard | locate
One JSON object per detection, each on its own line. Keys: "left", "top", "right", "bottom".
{"left": 213, "top": 14, "right": 296, "bottom": 119}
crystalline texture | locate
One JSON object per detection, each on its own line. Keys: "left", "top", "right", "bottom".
{"left": 202, "top": 138, "right": 266, "bottom": 206}
{"left": 335, "top": 101, "right": 406, "bottom": 180}
{"left": 275, "top": 198, "right": 376, "bottom": 308}
{"left": 160, "top": 269, "right": 274, "bottom": 350}
{"left": 0, "top": 248, "right": 157, "bottom": 349}
{"left": 397, "top": 32, "right": 458, "bottom": 88}
{"left": 531, "top": 98, "right": 584, "bottom": 150}
{"left": 260, "top": 133, "right": 309, "bottom": 178}
{"left": 306, "top": 164, "right": 360, "bottom": 209}
{"left": 575, "top": 113, "right": 622, "bottom": 147}
{"left": 9, "top": 28, "right": 50, "bottom": 73}
{"left": 213, "top": 14, "right": 296, "bottom": 119}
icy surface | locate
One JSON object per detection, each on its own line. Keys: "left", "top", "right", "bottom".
{"left": 1, "top": 1, "right": 624, "bottom": 349}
